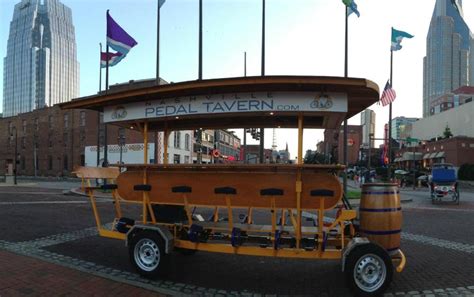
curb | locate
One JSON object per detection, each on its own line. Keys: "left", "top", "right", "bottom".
{"left": 66, "top": 188, "right": 113, "bottom": 199}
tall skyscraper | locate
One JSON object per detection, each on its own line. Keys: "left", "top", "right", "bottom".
{"left": 360, "top": 109, "right": 375, "bottom": 148}
{"left": 3, "top": 0, "right": 79, "bottom": 117}
{"left": 423, "top": 0, "right": 474, "bottom": 118}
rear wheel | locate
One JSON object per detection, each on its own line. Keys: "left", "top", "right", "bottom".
{"left": 345, "top": 243, "right": 393, "bottom": 296}
{"left": 129, "top": 231, "right": 169, "bottom": 277}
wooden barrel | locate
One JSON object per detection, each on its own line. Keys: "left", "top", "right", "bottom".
{"left": 359, "top": 183, "right": 402, "bottom": 253}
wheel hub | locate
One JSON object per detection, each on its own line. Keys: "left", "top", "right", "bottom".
{"left": 354, "top": 253, "right": 386, "bottom": 293}
{"left": 134, "top": 238, "right": 160, "bottom": 271}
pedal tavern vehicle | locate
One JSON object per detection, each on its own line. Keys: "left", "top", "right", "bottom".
{"left": 60, "top": 76, "right": 406, "bottom": 296}
{"left": 430, "top": 163, "right": 459, "bottom": 204}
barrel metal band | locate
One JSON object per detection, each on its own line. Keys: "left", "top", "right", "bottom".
{"left": 360, "top": 229, "right": 401, "bottom": 235}
{"left": 359, "top": 207, "right": 402, "bottom": 212}
{"left": 361, "top": 191, "right": 400, "bottom": 195}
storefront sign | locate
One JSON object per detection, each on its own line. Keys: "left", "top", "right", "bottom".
{"left": 103, "top": 92, "right": 348, "bottom": 123}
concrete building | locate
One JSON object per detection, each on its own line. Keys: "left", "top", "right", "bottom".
{"left": 3, "top": 0, "right": 79, "bottom": 117}
{"left": 361, "top": 109, "right": 375, "bottom": 148}
{"left": 423, "top": 0, "right": 474, "bottom": 118}
{"left": 412, "top": 100, "right": 474, "bottom": 141}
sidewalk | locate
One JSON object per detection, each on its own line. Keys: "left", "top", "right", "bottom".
{"left": 0, "top": 250, "right": 165, "bottom": 297}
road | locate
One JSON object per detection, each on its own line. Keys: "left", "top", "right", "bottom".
{"left": 0, "top": 181, "right": 474, "bottom": 296}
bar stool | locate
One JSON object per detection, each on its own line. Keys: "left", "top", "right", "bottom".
{"left": 310, "top": 189, "right": 334, "bottom": 251}
{"left": 260, "top": 188, "right": 284, "bottom": 249}
{"left": 172, "top": 186, "right": 193, "bottom": 225}
{"left": 134, "top": 184, "right": 153, "bottom": 224}
{"left": 214, "top": 187, "right": 237, "bottom": 230}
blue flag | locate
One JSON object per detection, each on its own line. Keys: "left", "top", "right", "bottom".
{"left": 342, "top": 0, "right": 360, "bottom": 18}
{"left": 391, "top": 27, "right": 413, "bottom": 51}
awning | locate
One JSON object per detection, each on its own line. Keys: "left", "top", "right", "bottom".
{"left": 402, "top": 152, "right": 423, "bottom": 161}
{"left": 394, "top": 157, "right": 401, "bottom": 162}
{"left": 434, "top": 151, "right": 445, "bottom": 158}
{"left": 429, "top": 152, "right": 437, "bottom": 159}
{"left": 423, "top": 153, "right": 431, "bottom": 159}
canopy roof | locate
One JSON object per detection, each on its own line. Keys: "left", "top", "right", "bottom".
{"left": 59, "top": 76, "right": 379, "bottom": 131}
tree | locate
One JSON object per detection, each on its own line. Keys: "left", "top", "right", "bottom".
{"left": 443, "top": 124, "right": 453, "bottom": 139}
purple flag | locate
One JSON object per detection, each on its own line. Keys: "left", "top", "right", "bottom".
{"left": 106, "top": 10, "right": 137, "bottom": 55}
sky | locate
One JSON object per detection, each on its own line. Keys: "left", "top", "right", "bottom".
{"left": 1, "top": 0, "right": 474, "bottom": 158}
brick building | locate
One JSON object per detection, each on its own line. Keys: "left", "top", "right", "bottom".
{"left": 323, "top": 125, "right": 362, "bottom": 165}
{"left": 393, "top": 136, "right": 474, "bottom": 170}
{"left": 0, "top": 105, "right": 144, "bottom": 177}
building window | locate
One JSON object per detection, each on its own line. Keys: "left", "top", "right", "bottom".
{"left": 63, "top": 155, "right": 68, "bottom": 170}
{"left": 185, "top": 134, "right": 190, "bottom": 150}
{"left": 470, "top": 144, "right": 474, "bottom": 148}
{"left": 80, "top": 111, "right": 86, "bottom": 127}
{"left": 173, "top": 154, "right": 180, "bottom": 164}
{"left": 35, "top": 118, "right": 39, "bottom": 131}
{"left": 49, "top": 134, "right": 53, "bottom": 148}
{"left": 8, "top": 122, "right": 12, "bottom": 134}
{"left": 184, "top": 156, "right": 190, "bottom": 163}
{"left": 462, "top": 143, "right": 466, "bottom": 147}
{"left": 22, "top": 120, "right": 26, "bottom": 133}
{"left": 63, "top": 132, "right": 68, "bottom": 147}
{"left": 21, "top": 137, "right": 25, "bottom": 149}
{"left": 441, "top": 145, "right": 443, "bottom": 150}
{"left": 21, "top": 156, "right": 25, "bottom": 170}
{"left": 48, "top": 156, "right": 53, "bottom": 170}
{"left": 48, "top": 115, "right": 53, "bottom": 129}
{"left": 174, "top": 131, "right": 181, "bottom": 149}
{"left": 64, "top": 114, "right": 69, "bottom": 128}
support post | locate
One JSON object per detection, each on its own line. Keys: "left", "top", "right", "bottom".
{"left": 388, "top": 50, "right": 393, "bottom": 181}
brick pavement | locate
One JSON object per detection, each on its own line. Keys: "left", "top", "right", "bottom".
{"left": 0, "top": 250, "right": 166, "bottom": 297}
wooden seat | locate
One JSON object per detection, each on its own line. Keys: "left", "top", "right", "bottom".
{"left": 172, "top": 186, "right": 192, "bottom": 193}
{"left": 260, "top": 188, "right": 284, "bottom": 196}
{"left": 101, "top": 184, "right": 118, "bottom": 190}
{"left": 214, "top": 187, "right": 237, "bottom": 195}
{"left": 134, "top": 184, "right": 152, "bottom": 192}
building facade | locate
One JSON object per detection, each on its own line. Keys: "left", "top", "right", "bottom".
{"left": 0, "top": 105, "right": 195, "bottom": 177}
{"left": 429, "top": 86, "right": 474, "bottom": 115}
{"left": 423, "top": 0, "right": 474, "bottom": 118}
{"left": 394, "top": 136, "right": 474, "bottom": 170}
{"left": 361, "top": 109, "right": 375, "bottom": 148}
{"left": 3, "top": 0, "right": 79, "bottom": 117}
{"left": 412, "top": 100, "right": 474, "bottom": 141}
{"left": 391, "top": 117, "right": 419, "bottom": 143}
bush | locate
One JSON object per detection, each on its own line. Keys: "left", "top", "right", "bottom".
{"left": 458, "top": 164, "right": 474, "bottom": 181}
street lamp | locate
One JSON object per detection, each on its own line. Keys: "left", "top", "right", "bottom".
{"left": 368, "top": 133, "right": 374, "bottom": 174}
{"left": 117, "top": 134, "right": 126, "bottom": 166}
{"left": 10, "top": 127, "right": 18, "bottom": 185}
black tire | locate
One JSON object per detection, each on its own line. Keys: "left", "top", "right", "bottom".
{"left": 128, "top": 230, "right": 169, "bottom": 278}
{"left": 345, "top": 243, "right": 393, "bottom": 297}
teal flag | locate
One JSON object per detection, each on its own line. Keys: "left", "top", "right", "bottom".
{"left": 342, "top": 0, "right": 360, "bottom": 18}
{"left": 391, "top": 27, "right": 413, "bottom": 51}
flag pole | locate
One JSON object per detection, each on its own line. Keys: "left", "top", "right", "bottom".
{"left": 343, "top": 5, "right": 348, "bottom": 196}
{"left": 155, "top": 0, "right": 164, "bottom": 164}
{"left": 104, "top": 11, "right": 110, "bottom": 168}
{"left": 388, "top": 49, "right": 393, "bottom": 180}
{"left": 97, "top": 43, "right": 102, "bottom": 171}
{"left": 259, "top": 0, "right": 265, "bottom": 163}
{"left": 198, "top": 0, "right": 203, "bottom": 80}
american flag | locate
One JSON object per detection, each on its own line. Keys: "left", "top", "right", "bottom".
{"left": 380, "top": 80, "right": 396, "bottom": 106}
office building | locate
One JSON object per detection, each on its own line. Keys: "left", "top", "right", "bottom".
{"left": 391, "top": 117, "right": 419, "bottom": 143}
{"left": 3, "top": 0, "right": 79, "bottom": 117}
{"left": 423, "top": 0, "right": 474, "bottom": 118}
{"left": 361, "top": 109, "right": 375, "bottom": 148}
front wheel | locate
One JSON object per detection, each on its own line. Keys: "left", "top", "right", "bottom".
{"left": 345, "top": 243, "right": 393, "bottom": 296}
{"left": 129, "top": 231, "right": 169, "bottom": 277}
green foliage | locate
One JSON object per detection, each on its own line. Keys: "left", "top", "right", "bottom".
{"left": 346, "top": 190, "right": 361, "bottom": 200}
{"left": 458, "top": 164, "right": 474, "bottom": 181}
{"left": 304, "top": 150, "right": 328, "bottom": 164}
{"left": 443, "top": 124, "right": 453, "bottom": 139}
